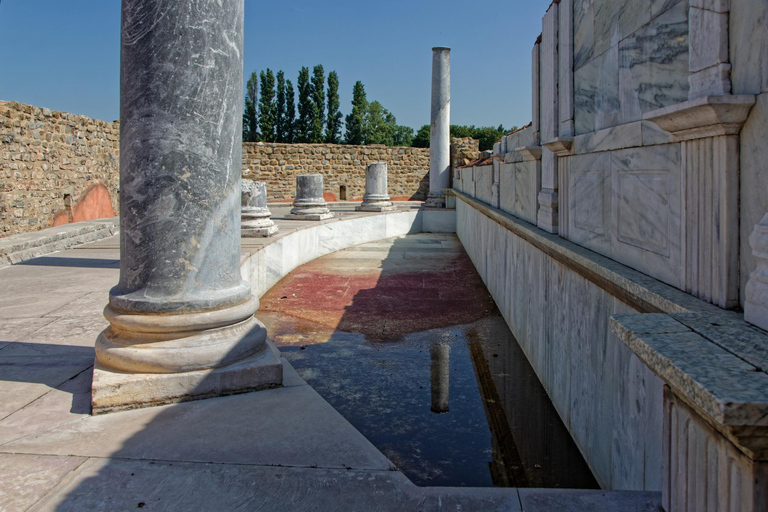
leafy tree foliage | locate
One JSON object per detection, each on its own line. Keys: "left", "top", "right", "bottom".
{"left": 284, "top": 79, "right": 296, "bottom": 143}
{"left": 309, "top": 65, "right": 325, "bottom": 143}
{"left": 242, "top": 72, "right": 259, "bottom": 142}
{"left": 411, "top": 124, "right": 515, "bottom": 151}
{"left": 258, "top": 69, "right": 277, "bottom": 142}
{"left": 275, "top": 71, "right": 287, "bottom": 143}
{"left": 392, "top": 125, "right": 414, "bottom": 147}
{"left": 365, "top": 101, "right": 395, "bottom": 145}
{"left": 344, "top": 81, "right": 368, "bottom": 145}
{"left": 412, "top": 125, "right": 430, "bottom": 148}
{"left": 325, "top": 71, "right": 343, "bottom": 144}
{"left": 296, "top": 67, "right": 312, "bottom": 143}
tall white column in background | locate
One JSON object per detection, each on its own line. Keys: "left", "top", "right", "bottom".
{"left": 425, "top": 47, "right": 451, "bottom": 208}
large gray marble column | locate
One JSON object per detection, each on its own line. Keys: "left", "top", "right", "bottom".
{"left": 424, "top": 47, "right": 451, "bottom": 209}
{"left": 356, "top": 162, "right": 394, "bottom": 212}
{"left": 92, "top": 0, "right": 282, "bottom": 414}
{"left": 285, "top": 174, "right": 334, "bottom": 220}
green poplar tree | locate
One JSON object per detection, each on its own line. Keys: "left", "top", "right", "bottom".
{"left": 344, "top": 81, "right": 368, "bottom": 145}
{"left": 243, "top": 72, "right": 259, "bottom": 142}
{"left": 366, "top": 101, "right": 395, "bottom": 146}
{"left": 296, "top": 67, "right": 312, "bottom": 143}
{"left": 309, "top": 65, "right": 325, "bottom": 143}
{"left": 285, "top": 79, "right": 296, "bottom": 143}
{"left": 258, "top": 69, "right": 277, "bottom": 142}
{"left": 275, "top": 70, "right": 287, "bottom": 143}
{"left": 325, "top": 71, "right": 342, "bottom": 144}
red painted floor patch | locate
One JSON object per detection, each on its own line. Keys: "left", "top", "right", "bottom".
{"left": 260, "top": 234, "right": 495, "bottom": 341}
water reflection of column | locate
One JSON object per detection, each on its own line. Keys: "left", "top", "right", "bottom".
{"left": 430, "top": 341, "right": 451, "bottom": 413}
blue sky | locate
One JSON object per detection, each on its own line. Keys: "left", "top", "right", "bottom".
{"left": 0, "top": 0, "right": 551, "bottom": 131}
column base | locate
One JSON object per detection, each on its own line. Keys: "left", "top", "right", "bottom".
{"left": 356, "top": 203, "right": 395, "bottom": 212}
{"left": 92, "top": 338, "right": 283, "bottom": 415}
{"left": 284, "top": 212, "right": 334, "bottom": 221}
{"left": 242, "top": 224, "right": 279, "bottom": 237}
{"left": 423, "top": 196, "right": 446, "bottom": 209}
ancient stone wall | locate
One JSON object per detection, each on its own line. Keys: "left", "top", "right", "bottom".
{"left": 0, "top": 101, "right": 120, "bottom": 237}
{"left": 1, "top": 101, "right": 478, "bottom": 237}
{"left": 241, "top": 142, "right": 431, "bottom": 202}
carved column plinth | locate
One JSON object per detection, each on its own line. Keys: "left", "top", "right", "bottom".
{"left": 746, "top": 213, "right": 768, "bottom": 330}
{"left": 92, "top": 0, "right": 282, "bottom": 414}
{"left": 356, "top": 162, "right": 394, "bottom": 212}
{"left": 241, "top": 180, "right": 278, "bottom": 237}
{"left": 424, "top": 47, "right": 451, "bottom": 209}
{"left": 285, "top": 174, "right": 333, "bottom": 221}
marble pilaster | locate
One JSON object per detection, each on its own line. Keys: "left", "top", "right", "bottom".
{"left": 537, "top": 4, "right": 560, "bottom": 234}
{"left": 286, "top": 174, "right": 334, "bottom": 220}
{"left": 558, "top": 0, "right": 575, "bottom": 138}
{"left": 645, "top": 95, "right": 756, "bottom": 308}
{"left": 532, "top": 39, "right": 541, "bottom": 145}
{"left": 356, "top": 162, "right": 394, "bottom": 212}
{"left": 92, "top": 0, "right": 282, "bottom": 414}
{"left": 424, "top": 47, "right": 451, "bottom": 209}
{"left": 241, "top": 179, "right": 278, "bottom": 237}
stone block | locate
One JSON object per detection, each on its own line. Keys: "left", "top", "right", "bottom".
{"left": 689, "top": 7, "right": 729, "bottom": 72}
{"left": 730, "top": 0, "right": 768, "bottom": 95}
{"left": 92, "top": 339, "right": 284, "bottom": 415}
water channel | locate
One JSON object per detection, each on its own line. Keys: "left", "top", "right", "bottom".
{"left": 259, "top": 233, "right": 599, "bottom": 489}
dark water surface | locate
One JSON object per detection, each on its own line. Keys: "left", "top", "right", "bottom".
{"left": 259, "top": 234, "right": 599, "bottom": 488}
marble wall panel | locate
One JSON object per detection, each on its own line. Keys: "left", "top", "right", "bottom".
{"left": 506, "top": 126, "right": 535, "bottom": 150}
{"left": 573, "top": 122, "right": 643, "bottom": 154}
{"left": 568, "top": 152, "right": 612, "bottom": 252}
{"left": 616, "top": 170, "right": 672, "bottom": 257}
{"left": 612, "top": 145, "right": 683, "bottom": 288}
{"left": 455, "top": 199, "right": 663, "bottom": 490}
{"left": 618, "top": 1, "right": 689, "bottom": 124}
{"left": 575, "top": 0, "right": 688, "bottom": 135}
{"left": 730, "top": 0, "right": 768, "bottom": 95}
{"left": 499, "top": 161, "right": 541, "bottom": 225}
{"left": 532, "top": 43, "right": 541, "bottom": 140}
{"left": 474, "top": 165, "right": 494, "bottom": 205}
{"left": 573, "top": 170, "right": 608, "bottom": 236}
{"left": 740, "top": 94, "right": 768, "bottom": 306}
{"left": 652, "top": 0, "right": 684, "bottom": 18}
{"left": 541, "top": 5, "right": 560, "bottom": 142}
{"left": 559, "top": 0, "right": 576, "bottom": 137}
{"left": 566, "top": 144, "right": 683, "bottom": 289}
{"left": 574, "top": 0, "right": 595, "bottom": 70}
{"left": 575, "top": 45, "right": 620, "bottom": 135}
{"left": 689, "top": 7, "right": 729, "bottom": 73}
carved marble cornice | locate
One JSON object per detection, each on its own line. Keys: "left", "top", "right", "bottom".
{"left": 541, "top": 136, "right": 574, "bottom": 156}
{"left": 643, "top": 95, "right": 755, "bottom": 141}
{"left": 514, "top": 145, "right": 542, "bottom": 161}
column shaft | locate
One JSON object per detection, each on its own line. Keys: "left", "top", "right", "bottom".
{"left": 425, "top": 47, "right": 451, "bottom": 208}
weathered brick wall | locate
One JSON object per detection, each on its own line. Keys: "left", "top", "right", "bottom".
{"left": 451, "top": 137, "right": 480, "bottom": 169}
{"left": 0, "top": 101, "right": 120, "bottom": 237}
{"left": 242, "top": 142, "right": 431, "bottom": 202}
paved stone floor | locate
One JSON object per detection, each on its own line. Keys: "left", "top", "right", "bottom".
{"left": 0, "top": 210, "right": 661, "bottom": 511}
